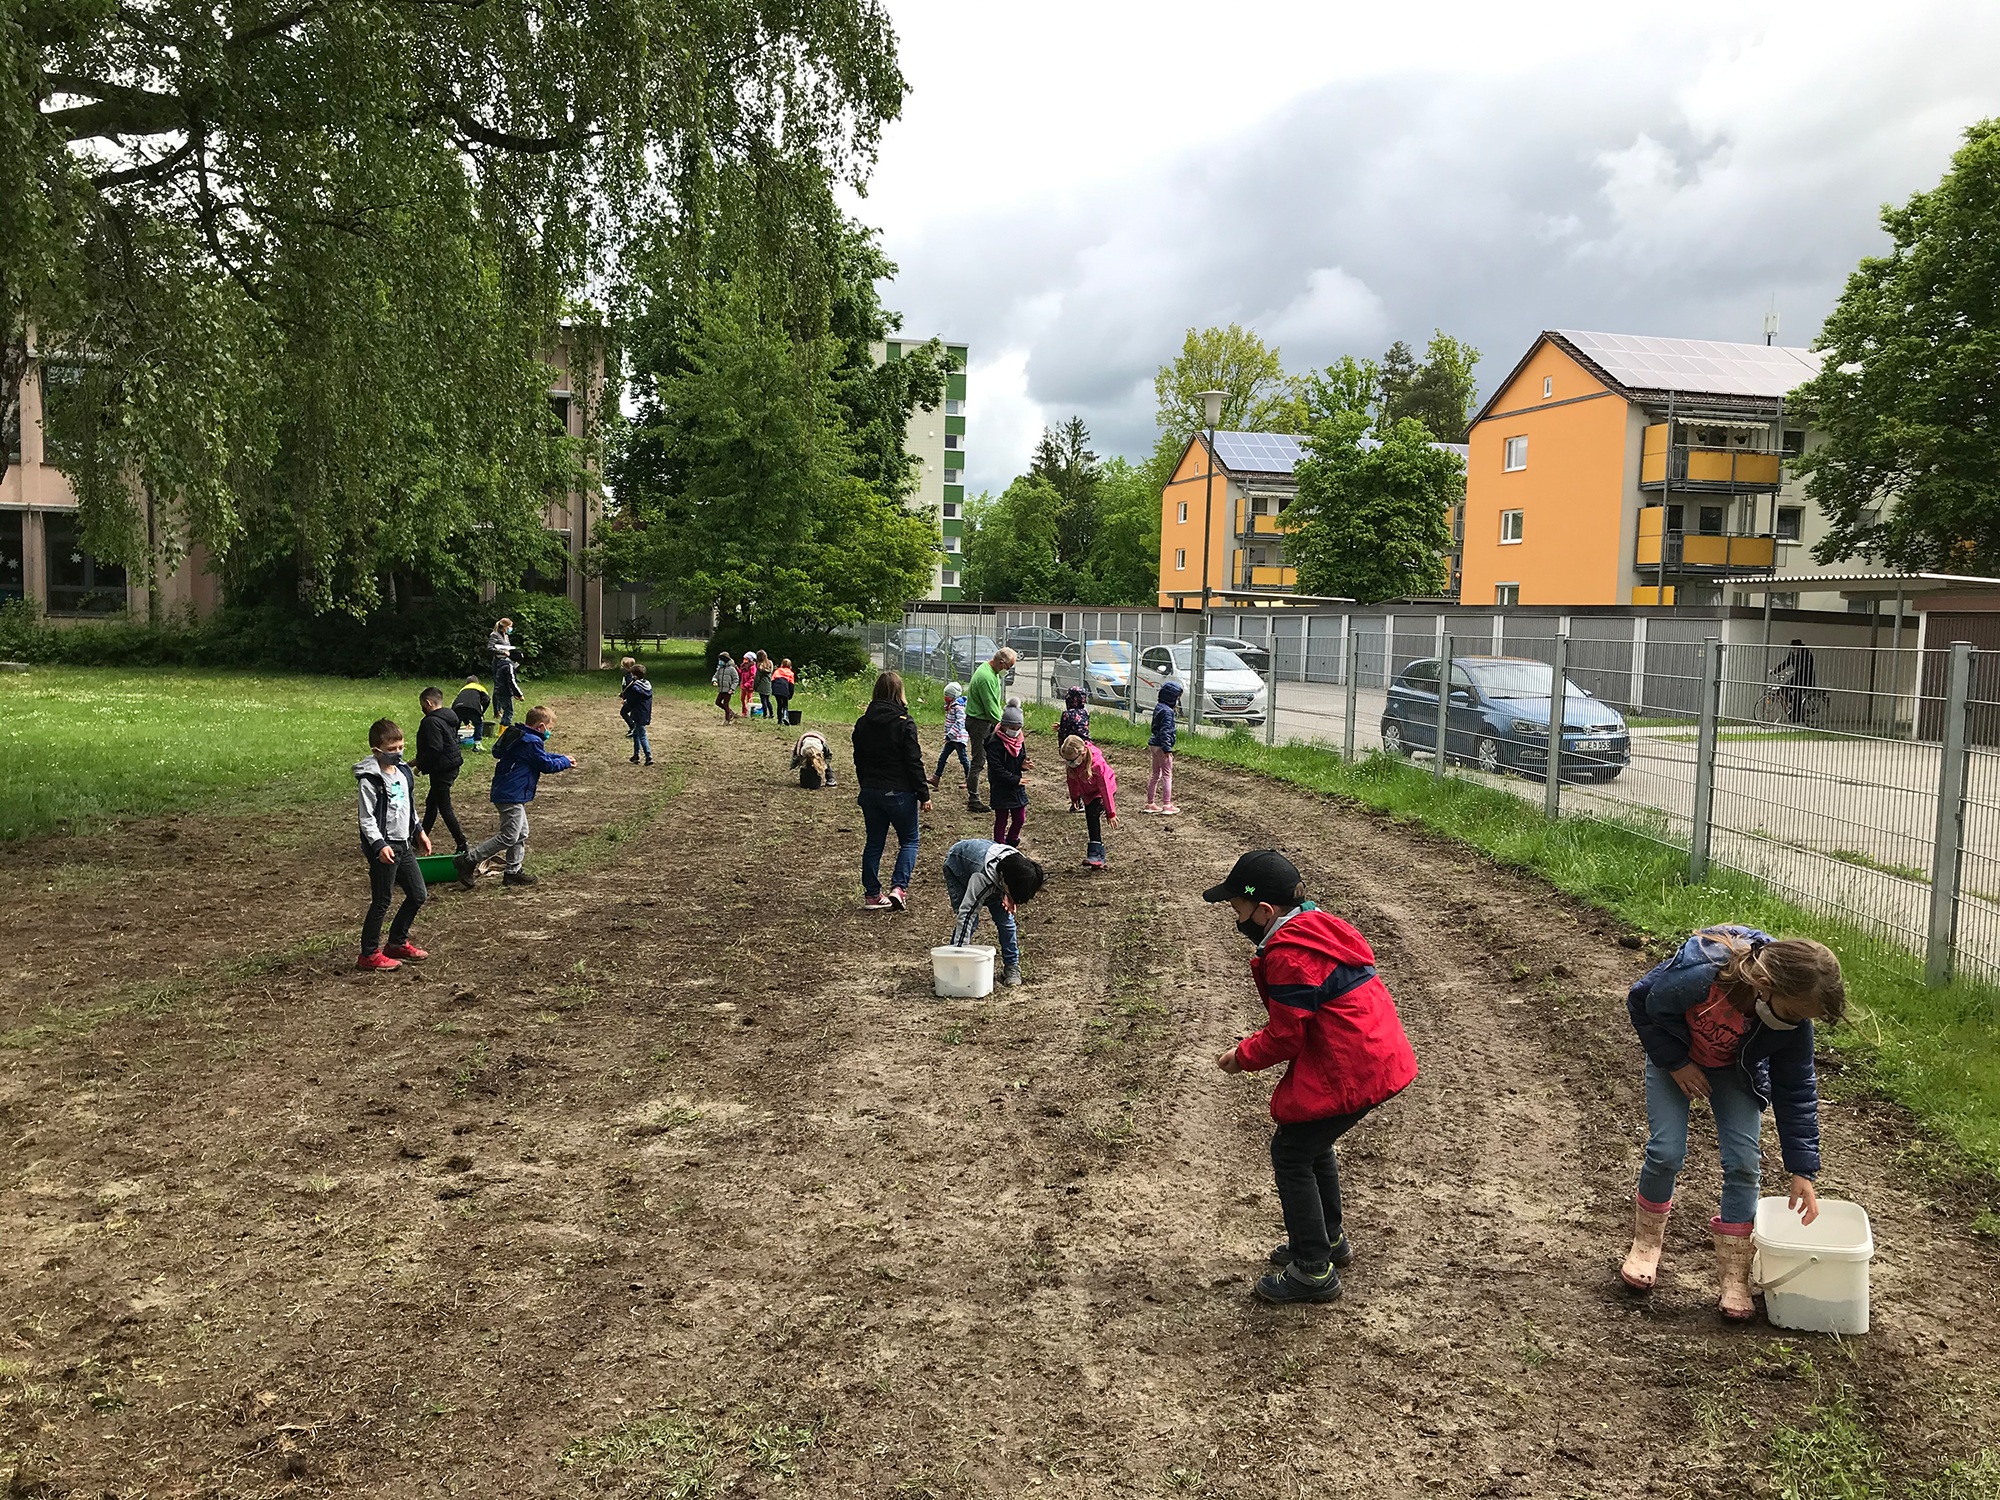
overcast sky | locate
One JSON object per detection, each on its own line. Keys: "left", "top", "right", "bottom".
{"left": 844, "top": 0, "right": 2000, "bottom": 495}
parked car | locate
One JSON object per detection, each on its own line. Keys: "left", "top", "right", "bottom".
{"left": 886, "top": 626, "right": 945, "bottom": 676}
{"left": 1138, "top": 643, "right": 1267, "bottom": 725}
{"left": 1178, "top": 634, "right": 1271, "bottom": 675}
{"left": 1003, "top": 625, "right": 1072, "bottom": 660}
{"left": 945, "top": 634, "right": 1016, "bottom": 685}
{"left": 1050, "top": 639, "right": 1135, "bottom": 706}
{"left": 1379, "top": 655, "right": 1630, "bottom": 780}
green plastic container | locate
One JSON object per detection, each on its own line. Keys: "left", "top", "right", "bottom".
{"left": 418, "top": 853, "right": 463, "bottom": 883}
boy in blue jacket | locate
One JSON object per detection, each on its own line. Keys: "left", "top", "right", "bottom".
{"left": 1620, "top": 925, "right": 1844, "bottom": 1319}
{"left": 621, "top": 663, "right": 655, "bottom": 765}
{"left": 454, "top": 705, "right": 579, "bottom": 889}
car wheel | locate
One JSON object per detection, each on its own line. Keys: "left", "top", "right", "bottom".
{"left": 1597, "top": 766, "right": 1623, "bottom": 782}
{"left": 1382, "top": 720, "right": 1408, "bottom": 757}
{"left": 1476, "top": 736, "right": 1502, "bottom": 775}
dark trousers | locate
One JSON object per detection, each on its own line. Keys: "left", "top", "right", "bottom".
{"left": 774, "top": 689, "right": 793, "bottom": 724}
{"left": 966, "top": 717, "right": 997, "bottom": 801}
{"left": 362, "top": 841, "right": 427, "bottom": 954}
{"left": 993, "top": 804, "right": 1025, "bottom": 845}
{"left": 1271, "top": 1105, "right": 1373, "bottom": 1268}
{"left": 1084, "top": 799, "right": 1104, "bottom": 843}
{"left": 758, "top": 689, "right": 774, "bottom": 719}
{"left": 423, "top": 766, "right": 467, "bottom": 851}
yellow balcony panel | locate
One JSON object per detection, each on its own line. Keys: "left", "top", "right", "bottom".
{"left": 1248, "top": 565, "right": 1297, "bottom": 587}
{"left": 1632, "top": 585, "right": 1676, "bottom": 605}
{"left": 1637, "top": 532, "right": 1663, "bottom": 567}
{"left": 1684, "top": 449, "right": 1782, "bottom": 486}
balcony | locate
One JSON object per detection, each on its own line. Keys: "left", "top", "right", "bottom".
{"left": 1241, "top": 564, "right": 1297, "bottom": 589}
{"left": 1635, "top": 507, "right": 1776, "bottom": 575}
{"left": 1238, "top": 511, "right": 1296, "bottom": 540}
{"left": 1640, "top": 423, "right": 1783, "bottom": 491}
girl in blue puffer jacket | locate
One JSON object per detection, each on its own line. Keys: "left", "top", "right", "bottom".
{"left": 1145, "top": 680, "right": 1182, "bottom": 814}
{"left": 1619, "top": 926, "right": 1845, "bottom": 1320}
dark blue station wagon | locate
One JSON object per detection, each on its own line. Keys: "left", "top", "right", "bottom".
{"left": 1380, "top": 655, "right": 1631, "bottom": 781}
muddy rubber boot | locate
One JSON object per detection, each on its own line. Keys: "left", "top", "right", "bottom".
{"left": 1712, "top": 1219, "right": 1756, "bottom": 1320}
{"left": 1254, "top": 1260, "right": 1342, "bottom": 1305}
{"left": 1620, "top": 1196, "right": 1672, "bottom": 1292}
{"left": 1269, "top": 1231, "right": 1354, "bottom": 1270}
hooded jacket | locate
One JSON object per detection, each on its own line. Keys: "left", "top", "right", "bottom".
{"left": 851, "top": 698, "right": 928, "bottom": 793}
{"left": 355, "top": 755, "right": 419, "bottom": 859}
{"left": 713, "top": 658, "right": 740, "bottom": 693}
{"left": 1235, "top": 903, "right": 1419, "bottom": 1123}
{"left": 621, "top": 676, "right": 654, "bottom": 727}
{"left": 985, "top": 726, "right": 1030, "bottom": 810}
{"left": 950, "top": 839, "right": 1017, "bottom": 947}
{"left": 1063, "top": 739, "right": 1117, "bottom": 816}
{"left": 1627, "top": 925, "right": 1821, "bottom": 1176}
{"left": 413, "top": 705, "right": 464, "bottom": 775}
{"left": 1150, "top": 683, "right": 1181, "bottom": 751}
{"left": 1056, "top": 688, "right": 1091, "bottom": 747}
{"left": 488, "top": 723, "right": 573, "bottom": 805}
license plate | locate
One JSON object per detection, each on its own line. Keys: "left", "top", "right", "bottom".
{"left": 1216, "top": 695, "right": 1250, "bottom": 707}
{"left": 1574, "top": 738, "right": 1610, "bottom": 751}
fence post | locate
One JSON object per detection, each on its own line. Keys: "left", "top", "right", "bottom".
{"left": 1343, "top": 622, "right": 1359, "bottom": 761}
{"left": 1689, "top": 636, "right": 1722, "bottom": 881}
{"left": 1544, "top": 633, "right": 1567, "bottom": 820}
{"left": 1265, "top": 648, "right": 1278, "bottom": 747}
{"left": 1191, "top": 627, "right": 1207, "bottom": 734}
{"left": 1926, "top": 640, "right": 1974, "bottom": 985}
{"left": 1434, "top": 634, "right": 1454, "bottom": 782}
{"left": 1301, "top": 614, "right": 1312, "bottom": 685}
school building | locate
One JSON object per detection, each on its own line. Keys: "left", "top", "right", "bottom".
{"left": 871, "top": 337, "right": 970, "bottom": 602}
{"left": 1460, "top": 330, "right": 1854, "bottom": 612}
{"left": 1155, "top": 429, "right": 1469, "bottom": 609}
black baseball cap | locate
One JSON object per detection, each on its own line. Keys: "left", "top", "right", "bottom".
{"left": 1202, "top": 849, "right": 1303, "bottom": 907}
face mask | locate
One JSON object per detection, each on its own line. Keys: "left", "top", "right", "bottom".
{"left": 378, "top": 749, "right": 403, "bottom": 765}
{"left": 1755, "top": 997, "right": 1799, "bottom": 1030}
{"left": 1236, "top": 916, "right": 1269, "bottom": 946}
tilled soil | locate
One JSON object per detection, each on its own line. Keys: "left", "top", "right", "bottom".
{"left": 2, "top": 702, "right": 1996, "bottom": 1499}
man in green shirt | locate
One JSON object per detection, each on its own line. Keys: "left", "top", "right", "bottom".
{"left": 964, "top": 647, "right": 1015, "bottom": 813}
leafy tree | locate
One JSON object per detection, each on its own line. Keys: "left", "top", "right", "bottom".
{"left": 1029, "top": 416, "right": 1102, "bottom": 577}
{"left": 1153, "top": 324, "right": 1292, "bottom": 448}
{"left": 1284, "top": 413, "right": 1462, "bottom": 603}
{"left": 1292, "top": 355, "right": 1381, "bottom": 430}
{"left": 9, "top": 0, "right": 906, "bottom": 612}
{"left": 1379, "top": 331, "right": 1481, "bottom": 442}
{"left": 1795, "top": 119, "right": 2000, "bottom": 572}
{"left": 1376, "top": 342, "right": 1418, "bottom": 430}
{"left": 827, "top": 226, "right": 948, "bottom": 503}
{"left": 1079, "top": 457, "right": 1163, "bottom": 605}
{"left": 959, "top": 474, "right": 1063, "bottom": 602}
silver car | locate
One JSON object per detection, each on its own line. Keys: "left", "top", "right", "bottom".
{"left": 1139, "top": 643, "right": 1267, "bottom": 724}
{"left": 1050, "top": 639, "right": 1135, "bottom": 706}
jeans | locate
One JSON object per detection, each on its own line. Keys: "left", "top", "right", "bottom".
{"left": 966, "top": 717, "right": 997, "bottom": 801}
{"left": 422, "top": 766, "right": 467, "bottom": 851}
{"left": 759, "top": 690, "right": 774, "bottom": 720}
{"left": 858, "top": 788, "right": 920, "bottom": 896}
{"left": 993, "top": 805, "right": 1025, "bottom": 845}
{"left": 1638, "top": 1059, "right": 1766, "bottom": 1225}
{"left": 943, "top": 839, "right": 1018, "bottom": 965}
{"left": 1271, "top": 1105, "right": 1373, "bottom": 1267}
{"left": 631, "top": 723, "right": 651, "bottom": 760}
{"left": 362, "top": 841, "right": 427, "bottom": 953}
{"left": 466, "top": 802, "right": 531, "bottom": 875}
{"left": 933, "top": 740, "right": 970, "bottom": 787}
{"left": 1148, "top": 748, "right": 1174, "bottom": 806}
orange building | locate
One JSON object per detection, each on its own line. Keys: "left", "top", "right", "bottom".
{"left": 1461, "top": 330, "right": 1832, "bottom": 608}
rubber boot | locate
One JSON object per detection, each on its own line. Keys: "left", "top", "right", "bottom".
{"left": 1619, "top": 1196, "right": 1672, "bottom": 1292}
{"left": 1084, "top": 839, "right": 1106, "bottom": 870}
{"left": 1712, "top": 1218, "right": 1756, "bottom": 1321}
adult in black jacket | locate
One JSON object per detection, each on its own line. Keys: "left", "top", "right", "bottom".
{"left": 413, "top": 688, "right": 469, "bottom": 854}
{"left": 851, "top": 670, "right": 931, "bottom": 911}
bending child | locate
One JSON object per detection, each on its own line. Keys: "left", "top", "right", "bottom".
{"left": 1060, "top": 734, "right": 1117, "bottom": 870}
{"left": 942, "top": 838, "right": 1045, "bottom": 989}
{"left": 791, "top": 730, "right": 837, "bottom": 790}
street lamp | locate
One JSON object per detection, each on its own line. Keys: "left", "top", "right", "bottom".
{"left": 1193, "top": 389, "right": 1227, "bottom": 731}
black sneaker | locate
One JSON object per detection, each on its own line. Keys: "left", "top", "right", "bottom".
{"left": 629, "top": 754, "right": 639, "bottom": 764}
{"left": 452, "top": 851, "right": 478, "bottom": 891}
{"left": 502, "top": 871, "right": 538, "bottom": 887}
{"left": 967, "top": 798, "right": 991, "bottom": 814}
{"left": 1269, "top": 1231, "right": 1354, "bottom": 1270}
{"left": 1254, "top": 1261, "right": 1342, "bottom": 1305}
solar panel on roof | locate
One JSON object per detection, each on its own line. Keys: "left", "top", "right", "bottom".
{"left": 1557, "top": 329, "right": 1824, "bottom": 398}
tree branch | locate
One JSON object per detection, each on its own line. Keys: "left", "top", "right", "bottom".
{"left": 43, "top": 75, "right": 189, "bottom": 142}
{"left": 435, "top": 102, "right": 600, "bottom": 156}
{"left": 92, "top": 136, "right": 199, "bottom": 189}
{"left": 225, "top": 3, "right": 325, "bottom": 50}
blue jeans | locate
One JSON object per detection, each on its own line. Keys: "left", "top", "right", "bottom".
{"left": 858, "top": 788, "right": 920, "bottom": 896}
{"left": 631, "top": 723, "right": 651, "bottom": 759}
{"left": 1638, "top": 1059, "right": 1765, "bottom": 1224}
{"left": 933, "top": 740, "right": 970, "bottom": 787}
{"left": 943, "top": 839, "right": 1018, "bottom": 965}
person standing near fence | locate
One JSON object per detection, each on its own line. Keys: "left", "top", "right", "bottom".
{"left": 964, "top": 647, "right": 1014, "bottom": 814}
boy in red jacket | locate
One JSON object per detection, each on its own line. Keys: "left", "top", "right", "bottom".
{"left": 1208, "top": 849, "right": 1419, "bottom": 1304}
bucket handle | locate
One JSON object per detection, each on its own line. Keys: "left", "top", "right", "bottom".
{"left": 1759, "top": 1254, "right": 1821, "bottom": 1293}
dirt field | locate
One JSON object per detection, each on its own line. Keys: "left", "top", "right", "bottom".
{"left": 3, "top": 697, "right": 1997, "bottom": 1498}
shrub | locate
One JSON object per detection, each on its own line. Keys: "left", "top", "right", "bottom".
{"left": 702, "top": 623, "right": 869, "bottom": 679}
{"left": 493, "top": 592, "right": 583, "bottom": 673}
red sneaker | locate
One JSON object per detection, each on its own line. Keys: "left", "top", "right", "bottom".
{"left": 862, "top": 893, "right": 895, "bottom": 911}
{"left": 384, "top": 942, "right": 429, "bottom": 961}
{"left": 356, "top": 951, "right": 401, "bottom": 971}
{"left": 888, "top": 886, "right": 909, "bottom": 910}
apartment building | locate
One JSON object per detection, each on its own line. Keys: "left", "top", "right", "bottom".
{"left": 1155, "top": 429, "right": 1469, "bottom": 607}
{"left": 1461, "top": 330, "right": 1849, "bottom": 610}
{"left": 872, "top": 337, "right": 968, "bottom": 602}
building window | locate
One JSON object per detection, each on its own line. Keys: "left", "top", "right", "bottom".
{"left": 44, "top": 513, "right": 128, "bottom": 615}
{"left": 943, "top": 468, "right": 961, "bottom": 484}
{"left": 942, "top": 501, "right": 960, "bottom": 520}
{"left": 1504, "top": 435, "right": 1528, "bottom": 471}
{"left": 1177, "top": 501, "right": 1188, "bottom": 523}
{"left": 941, "top": 569, "right": 959, "bottom": 587}
{"left": 944, "top": 433, "right": 959, "bottom": 450}
{"left": 1496, "top": 583, "right": 1520, "bottom": 606}
{"left": 944, "top": 535, "right": 961, "bottom": 553}
{"left": 1542, "top": 376, "right": 1553, "bottom": 399}
{"left": 945, "top": 399, "right": 962, "bottom": 416}
{"left": 1500, "top": 509, "right": 1524, "bottom": 544}
{"left": 0, "top": 511, "right": 21, "bottom": 601}
{"left": 1451, "top": 505, "right": 1465, "bottom": 544}
{"left": 1783, "top": 429, "right": 1806, "bottom": 456}
{"left": 1772, "top": 592, "right": 1800, "bottom": 609}
{"left": 1174, "top": 549, "right": 1187, "bottom": 570}
{"left": 1776, "top": 506, "right": 1804, "bottom": 541}
{"left": 549, "top": 392, "right": 572, "bottom": 435}
{"left": 1698, "top": 505, "right": 1724, "bottom": 535}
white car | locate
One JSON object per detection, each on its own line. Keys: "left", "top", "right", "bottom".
{"left": 1050, "top": 639, "right": 1135, "bottom": 705}
{"left": 1138, "top": 643, "right": 1267, "bottom": 724}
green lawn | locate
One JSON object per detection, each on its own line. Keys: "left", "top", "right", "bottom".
{"left": 0, "top": 664, "right": 624, "bottom": 840}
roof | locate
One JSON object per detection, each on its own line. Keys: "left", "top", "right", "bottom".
{"left": 1474, "top": 329, "right": 1825, "bottom": 426}
{"left": 1716, "top": 571, "right": 2000, "bottom": 593}
{"left": 1200, "top": 430, "right": 1469, "bottom": 479}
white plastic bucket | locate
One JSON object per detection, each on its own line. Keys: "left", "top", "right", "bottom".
{"left": 1753, "top": 1195, "right": 1875, "bottom": 1335}
{"left": 931, "top": 944, "right": 995, "bottom": 999}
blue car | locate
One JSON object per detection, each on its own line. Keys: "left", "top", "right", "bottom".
{"left": 1380, "top": 655, "right": 1631, "bottom": 781}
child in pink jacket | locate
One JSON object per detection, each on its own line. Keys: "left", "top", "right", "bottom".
{"left": 1060, "top": 735, "right": 1118, "bottom": 870}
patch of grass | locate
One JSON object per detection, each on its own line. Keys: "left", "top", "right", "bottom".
{"left": 557, "top": 1408, "right": 818, "bottom": 1497}
{"left": 1828, "top": 849, "right": 1930, "bottom": 885}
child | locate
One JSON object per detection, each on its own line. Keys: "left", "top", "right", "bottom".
{"left": 413, "top": 687, "right": 468, "bottom": 855}
{"left": 986, "top": 699, "right": 1030, "bottom": 847}
{"left": 622, "top": 663, "right": 654, "bottom": 766}
{"left": 791, "top": 729, "right": 836, "bottom": 790}
{"left": 739, "top": 651, "right": 758, "bottom": 720}
{"left": 355, "top": 718, "right": 432, "bottom": 971}
{"left": 1060, "top": 734, "right": 1118, "bottom": 869}
{"left": 452, "top": 676, "right": 490, "bottom": 749}
{"left": 943, "top": 838, "right": 1045, "bottom": 988}
{"left": 754, "top": 652, "right": 776, "bottom": 722}
{"left": 930, "top": 681, "right": 972, "bottom": 794}
{"left": 713, "top": 653, "right": 740, "bottom": 723}
{"left": 1146, "top": 680, "right": 1182, "bottom": 814}
{"left": 1621, "top": 926, "right": 1844, "bottom": 1319}
{"left": 1057, "top": 687, "right": 1091, "bottom": 809}
{"left": 455, "top": 705, "right": 579, "bottom": 889}
{"left": 1208, "top": 848, "right": 1418, "bottom": 1304}
{"left": 772, "top": 658, "right": 797, "bottom": 725}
